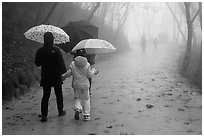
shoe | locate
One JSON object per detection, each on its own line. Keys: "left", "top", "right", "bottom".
{"left": 58, "top": 110, "right": 66, "bottom": 116}
{"left": 84, "top": 115, "right": 91, "bottom": 121}
{"left": 74, "top": 110, "right": 80, "bottom": 120}
{"left": 40, "top": 116, "right": 47, "bottom": 122}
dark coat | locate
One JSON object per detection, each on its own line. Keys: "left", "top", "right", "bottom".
{"left": 35, "top": 45, "right": 67, "bottom": 87}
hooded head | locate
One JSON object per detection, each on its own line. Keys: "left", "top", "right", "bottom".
{"left": 44, "top": 32, "right": 54, "bottom": 46}
{"left": 75, "top": 49, "right": 86, "bottom": 57}
{"left": 74, "top": 56, "right": 88, "bottom": 68}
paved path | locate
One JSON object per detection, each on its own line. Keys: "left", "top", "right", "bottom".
{"left": 2, "top": 44, "right": 202, "bottom": 135}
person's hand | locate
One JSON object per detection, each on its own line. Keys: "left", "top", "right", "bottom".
{"left": 94, "top": 69, "right": 99, "bottom": 75}
{"left": 62, "top": 74, "right": 67, "bottom": 81}
{"left": 95, "top": 70, "right": 99, "bottom": 75}
{"left": 62, "top": 76, "right": 65, "bottom": 81}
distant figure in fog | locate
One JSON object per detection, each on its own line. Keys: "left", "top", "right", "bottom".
{"left": 35, "top": 32, "right": 67, "bottom": 122}
{"left": 153, "top": 38, "right": 158, "bottom": 51}
{"left": 140, "top": 33, "right": 146, "bottom": 53}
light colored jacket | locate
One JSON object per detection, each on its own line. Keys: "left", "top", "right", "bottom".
{"left": 62, "top": 56, "right": 96, "bottom": 89}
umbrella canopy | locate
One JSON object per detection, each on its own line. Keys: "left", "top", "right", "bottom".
{"left": 56, "top": 20, "right": 98, "bottom": 53}
{"left": 24, "top": 24, "right": 70, "bottom": 44}
{"left": 72, "top": 39, "right": 116, "bottom": 54}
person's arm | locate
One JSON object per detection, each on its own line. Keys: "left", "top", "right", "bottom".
{"left": 35, "top": 49, "right": 42, "bottom": 67}
{"left": 62, "top": 69, "right": 72, "bottom": 81}
{"left": 56, "top": 48, "right": 67, "bottom": 74}
{"left": 62, "top": 63, "right": 74, "bottom": 81}
{"left": 87, "top": 64, "right": 98, "bottom": 78}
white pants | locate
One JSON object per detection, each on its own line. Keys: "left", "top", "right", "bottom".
{"left": 74, "top": 86, "right": 90, "bottom": 115}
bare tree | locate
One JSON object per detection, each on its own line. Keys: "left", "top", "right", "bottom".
{"left": 35, "top": 4, "right": 43, "bottom": 25}
{"left": 199, "top": 2, "right": 202, "bottom": 29}
{"left": 87, "top": 2, "right": 101, "bottom": 22}
{"left": 166, "top": 3, "right": 186, "bottom": 42}
{"left": 181, "top": 2, "right": 201, "bottom": 75}
{"left": 113, "top": 3, "right": 130, "bottom": 40}
{"left": 41, "top": 2, "right": 58, "bottom": 24}
{"left": 109, "top": 3, "right": 116, "bottom": 38}
{"left": 100, "top": 3, "right": 108, "bottom": 29}
{"left": 196, "top": 2, "right": 202, "bottom": 77}
{"left": 57, "top": 3, "right": 66, "bottom": 26}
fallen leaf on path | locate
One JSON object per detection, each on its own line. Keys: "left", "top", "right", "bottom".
{"left": 107, "top": 125, "right": 113, "bottom": 128}
{"left": 138, "top": 110, "right": 144, "bottom": 113}
{"left": 88, "top": 132, "right": 97, "bottom": 135}
{"left": 178, "top": 108, "right": 185, "bottom": 111}
{"left": 4, "top": 106, "right": 14, "bottom": 110}
{"left": 120, "top": 132, "right": 128, "bottom": 135}
{"left": 104, "top": 130, "right": 110, "bottom": 133}
{"left": 164, "top": 105, "right": 170, "bottom": 107}
{"left": 184, "top": 122, "right": 190, "bottom": 125}
{"left": 137, "top": 98, "right": 142, "bottom": 101}
{"left": 95, "top": 117, "right": 100, "bottom": 120}
{"left": 146, "top": 104, "right": 154, "bottom": 109}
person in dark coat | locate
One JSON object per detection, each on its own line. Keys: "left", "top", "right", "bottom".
{"left": 86, "top": 54, "right": 96, "bottom": 96}
{"left": 35, "top": 32, "right": 67, "bottom": 122}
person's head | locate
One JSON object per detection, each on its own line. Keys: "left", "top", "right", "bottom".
{"left": 75, "top": 48, "right": 86, "bottom": 57}
{"left": 74, "top": 56, "right": 88, "bottom": 68}
{"left": 44, "top": 32, "right": 54, "bottom": 46}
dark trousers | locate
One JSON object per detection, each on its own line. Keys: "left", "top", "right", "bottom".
{"left": 41, "top": 84, "right": 64, "bottom": 117}
{"left": 89, "top": 78, "right": 92, "bottom": 91}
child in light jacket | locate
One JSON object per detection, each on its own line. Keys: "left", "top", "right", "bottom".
{"left": 62, "top": 55, "right": 98, "bottom": 121}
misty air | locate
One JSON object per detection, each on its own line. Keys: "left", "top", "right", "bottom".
{"left": 2, "top": 2, "right": 202, "bottom": 135}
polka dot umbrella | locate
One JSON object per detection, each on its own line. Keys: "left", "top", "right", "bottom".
{"left": 24, "top": 24, "right": 70, "bottom": 44}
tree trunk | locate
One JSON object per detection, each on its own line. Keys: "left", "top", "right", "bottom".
{"left": 166, "top": 3, "right": 187, "bottom": 42}
{"left": 181, "top": 2, "right": 193, "bottom": 75}
{"left": 87, "top": 2, "right": 101, "bottom": 22}
{"left": 109, "top": 4, "right": 115, "bottom": 38}
{"left": 41, "top": 2, "right": 58, "bottom": 24}
{"left": 196, "top": 2, "right": 202, "bottom": 78}
{"left": 35, "top": 4, "right": 43, "bottom": 25}
{"left": 199, "top": 2, "right": 202, "bottom": 29}
{"left": 57, "top": 3, "right": 66, "bottom": 26}
{"left": 99, "top": 3, "right": 108, "bottom": 37}
{"left": 175, "top": 14, "right": 183, "bottom": 43}
{"left": 113, "top": 3, "right": 130, "bottom": 40}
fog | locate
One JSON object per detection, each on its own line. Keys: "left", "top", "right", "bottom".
{"left": 2, "top": 2, "right": 202, "bottom": 134}
{"left": 51, "top": 2, "right": 201, "bottom": 54}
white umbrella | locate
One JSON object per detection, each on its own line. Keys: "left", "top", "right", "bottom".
{"left": 72, "top": 39, "right": 116, "bottom": 54}
{"left": 24, "top": 24, "right": 70, "bottom": 44}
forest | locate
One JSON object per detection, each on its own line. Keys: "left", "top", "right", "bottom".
{"left": 2, "top": 2, "right": 202, "bottom": 135}
{"left": 2, "top": 2, "right": 202, "bottom": 99}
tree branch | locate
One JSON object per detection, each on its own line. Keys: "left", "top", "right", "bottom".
{"left": 191, "top": 4, "right": 202, "bottom": 23}
{"left": 41, "top": 2, "right": 58, "bottom": 24}
{"left": 166, "top": 3, "right": 186, "bottom": 41}
{"left": 87, "top": 2, "right": 101, "bottom": 22}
